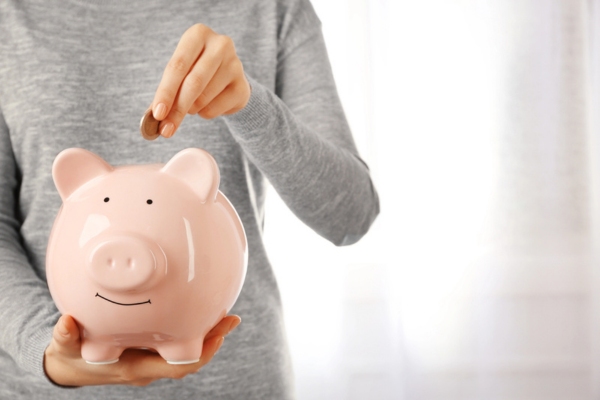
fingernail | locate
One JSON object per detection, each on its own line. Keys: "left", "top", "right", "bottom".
{"left": 161, "top": 122, "right": 175, "bottom": 138}
{"left": 153, "top": 103, "right": 167, "bottom": 120}
{"left": 58, "top": 318, "right": 69, "bottom": 337}
{"left": 216, "top": 336, "right": 225, "bottom": 351}
{"left": 228, "top": 318, "right": 241, "bottom": 334}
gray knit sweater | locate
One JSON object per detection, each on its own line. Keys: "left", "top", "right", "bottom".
{"left": 0, "top": 0, "right": 379, "bottom": 398}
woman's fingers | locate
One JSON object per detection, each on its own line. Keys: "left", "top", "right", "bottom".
{"left": 118, "top": 317, "right": 236, "bottom": 383}
{"left": 117, "top": 349, "right": 201, "bottom": 382}
{"left": 44, "top": 314, "right": 239, "bottom": 387}
{"left": 197, "top": 335, "right": 225, "bottom": 368}
{"left": 205, "top": 315, "right": 241, "bottom": 340}
{"left": 50, "top": 315, "right": 81, "bottom": 358}
{"left": 152, "top": 24, "right": 211, "bottom": 121}
{"left": 152, "top": 24, "right": 250, "bottom": 138}
{"left": 159, "top": 43, "right": 227, "bottom": 134}
{"left": 185, "top": 65, "right": 232, "bottom": 116}
{"left": 198, "top": 84, "right": 249, "bottom": 119}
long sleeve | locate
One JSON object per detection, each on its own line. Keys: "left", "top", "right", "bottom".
{"left": 0, "top": 109, "right": 58, "bottom": 378}
{"left": 223, "top": 0, "right": 379, "bottom": 246}
{"left": 0, "top": 0, "right": 375, "bottom": 396}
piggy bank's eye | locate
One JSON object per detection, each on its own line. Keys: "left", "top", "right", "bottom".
{"left": 104, "top": 197, "right": 110, "bottom": 203}
{"left": 146, "top": 199, "right": 153, "bottom": 205}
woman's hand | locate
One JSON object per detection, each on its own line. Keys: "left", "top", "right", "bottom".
{"left": 151, "top": 24, "right": 251, "bottom": 138}
{"left": 43, "top": 314, "right": 241, "bottom": 387}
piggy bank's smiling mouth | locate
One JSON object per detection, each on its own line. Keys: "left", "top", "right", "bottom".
{"left": 95, "top": 293, "right": 151, "bottom": 306}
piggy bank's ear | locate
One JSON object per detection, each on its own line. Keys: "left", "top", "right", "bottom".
{"left": 161, "top": 148, "right": 220, "bottom": 203}
{"left": 53, "top": 148, "right": 114, "bottom": 201}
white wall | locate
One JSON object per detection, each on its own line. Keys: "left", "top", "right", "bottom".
{"left": 265, "top": 1, "right": 598, "bottom": 399}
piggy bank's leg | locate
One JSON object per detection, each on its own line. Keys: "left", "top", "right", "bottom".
{"left": 81, "top": 340, "right": 123, "bottom": 364}
{"left": 157, "top": 339, "right": 204, "bottom": 365}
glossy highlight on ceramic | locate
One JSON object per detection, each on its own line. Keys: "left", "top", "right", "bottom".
{"left": 46, "top": 148, "right": 247, "bottom": 364}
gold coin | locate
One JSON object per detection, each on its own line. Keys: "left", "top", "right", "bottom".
{"left": 140, "top": 108, "right": 160, "bottom": 140}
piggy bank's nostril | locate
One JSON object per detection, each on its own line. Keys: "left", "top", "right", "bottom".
{"left": 88, "top": 236, "right": 161, "bottom": 292}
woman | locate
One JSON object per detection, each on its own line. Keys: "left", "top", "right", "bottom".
{"left": 0, "top": 0, "right": 379, "bottom": 398}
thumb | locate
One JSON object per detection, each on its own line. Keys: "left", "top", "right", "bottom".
{"left": 52, "top": 315, "right": 81, "bottom": 356}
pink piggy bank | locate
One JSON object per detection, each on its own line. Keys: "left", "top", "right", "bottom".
{"left": 46, "top": 148, "right": 247, "bottom": 365}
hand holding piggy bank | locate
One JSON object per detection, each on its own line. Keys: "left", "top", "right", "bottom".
{"left": 46, "top": 148, "right": 247, "bottom": 365}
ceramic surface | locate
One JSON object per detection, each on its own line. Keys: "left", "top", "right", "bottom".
{"left": 46, "top": 148, "right": 247, "bottom": 364}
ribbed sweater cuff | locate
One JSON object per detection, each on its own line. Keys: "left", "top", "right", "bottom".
{"left": 222, "top": 75, "right": 275, "bottom": 137}
{"left": 23, "top": 324, "right": 54, "bottom": 379}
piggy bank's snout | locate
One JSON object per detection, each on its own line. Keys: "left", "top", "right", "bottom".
{"left": 87, "top": 236, "right": 165, "bottom": 292}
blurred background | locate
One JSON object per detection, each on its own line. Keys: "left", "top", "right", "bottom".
{"left": 264, "top": 0, "right": 600, "bottom": 399}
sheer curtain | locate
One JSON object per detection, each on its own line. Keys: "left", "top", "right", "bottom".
{"left": 264, "top": 0, "right": 599, "bottom": 399}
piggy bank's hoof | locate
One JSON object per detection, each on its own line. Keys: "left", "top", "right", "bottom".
{"left": 166, "top": 359, "right": 200, "bottom": 365}
{"left": 85, "top": 359, "right": 119, "bottom": 365}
